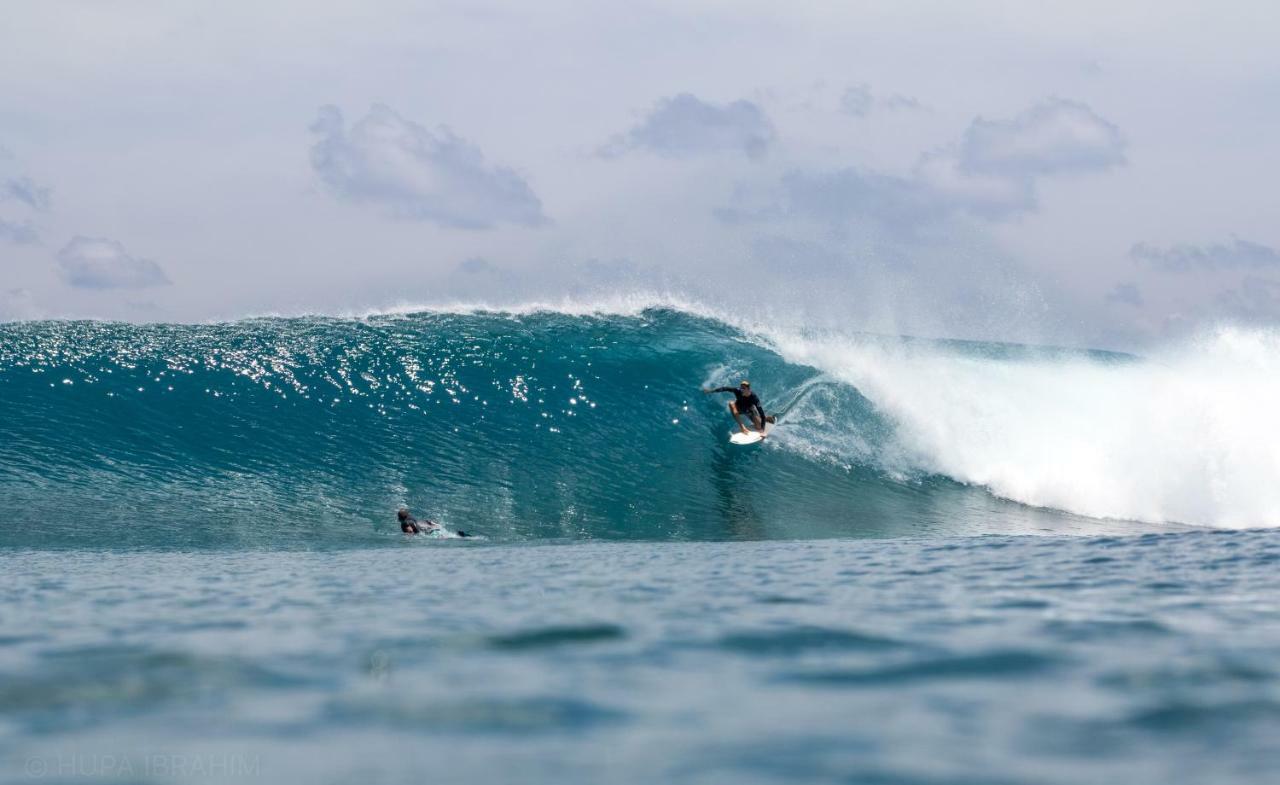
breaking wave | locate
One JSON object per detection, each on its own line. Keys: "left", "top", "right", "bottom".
{"left": 1, "top": 302, "right": 1275, "bottom": 547}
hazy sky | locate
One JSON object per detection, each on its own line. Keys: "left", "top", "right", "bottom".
{"left": 2, "top": 0, "right": 1277, "bottom": 348}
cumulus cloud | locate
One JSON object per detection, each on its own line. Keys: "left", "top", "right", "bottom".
{"left": 0, "top": 217, "right": 39, "bottom": 245}
{"left": 914, "top": 98, "right": 1125, "bottom": 217}
{"left": 956, "top": 99, "right": 1125, "bottom": 176}
{"left": 310, "top": 104, "right": 546, "bottom": 229}
{"left": 604, "top": 93, "right": 775, "bottom": 159}
{"left": 56, "top": 236, "right": 170, "bottom": 290}
{"left": 724, "top": 97, "right": 1126, "bottom": 229}
{"left": 1131, "top": 238, "right": 1280, "bottom": 272}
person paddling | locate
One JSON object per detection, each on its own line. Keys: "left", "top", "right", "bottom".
{"left": 703, "top": 380, "right": 775, "bottom": 437}
{"left": 397, "top": 508, "right": 472, "bottom": 537}
{"left": 397, "top": 508, "right": 437, "bottom": 534}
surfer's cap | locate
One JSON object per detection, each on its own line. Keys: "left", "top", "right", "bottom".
{"left": 740, "top": 380, "right": 750, "bottom": 388}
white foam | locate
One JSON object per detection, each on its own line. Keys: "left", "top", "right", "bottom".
{"left": 763, "top": 324, "right": 1280, "bottom": 529}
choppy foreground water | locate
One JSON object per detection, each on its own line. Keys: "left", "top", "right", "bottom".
{"left": 5, "top": 530, "right": 1280, "bottom": 785}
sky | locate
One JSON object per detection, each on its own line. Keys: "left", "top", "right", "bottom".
{"left": 2, "top": 0, "right": 1278, "bottom": 348}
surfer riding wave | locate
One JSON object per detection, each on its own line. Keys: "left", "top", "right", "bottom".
{"left": 703, "top": 381, "right": 776, "bottom": 437}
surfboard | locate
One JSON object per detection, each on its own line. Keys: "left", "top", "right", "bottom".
{"left": 729, "top": 422, "right": 771, "bottom": 445}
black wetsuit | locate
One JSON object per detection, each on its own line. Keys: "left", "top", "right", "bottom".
{"left": 711, "top": 386, "right": 767, "bottom": 424}
{"left": 400, "top": 514, "right": 470, "bottom": 537}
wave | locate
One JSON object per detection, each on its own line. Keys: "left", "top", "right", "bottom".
{"left": 764, "top": 324, "right": 1280, "bottom": 529}
{"left": 0, "top": 305, "right": 1274, "bottom": 547}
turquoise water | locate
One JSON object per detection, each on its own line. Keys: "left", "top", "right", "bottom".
{"left": 4, "top": 307, "right": 1280, "bottom": 783}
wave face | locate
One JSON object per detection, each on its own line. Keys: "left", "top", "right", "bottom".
{"left": 1, "top": 307, "right": 1275, "bottom": 547}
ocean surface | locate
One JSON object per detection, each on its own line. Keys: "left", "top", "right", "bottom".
{"left": 3, "top": 305, "right": 1280, "bottom": 783}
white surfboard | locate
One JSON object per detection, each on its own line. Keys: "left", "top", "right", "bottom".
{"left": 729, "top": 422, "right": 771, "bottom": 445}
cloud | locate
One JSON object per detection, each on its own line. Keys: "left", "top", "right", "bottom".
{"left": 913, "top": 98, "right": 1125, "bottom": 217}
{"left": 4, "top": 176, "right": 51, "bottom": 210}
{"left": 1131, "top": 238, "right": 1280, "bottom": 272}
{"left": 604, "top": 93, "right": 775, "bottom": 159}
{"left": 0, "top": 152, "right": 51, "bottom": 244}
{"left": 724, "top": 97, "right": 1126, "bottom": 229}
{"left": 1106, "top": 282, "right": 1143, "bottom": 307}
{"left": 0, "top": 217, "right": 39, "bottom": 245}
{"left": 956, "top": 98, "right": 1125, "bottom": 176}
{"left": 55, "top": 236, "right": 170, "bottom": 290}
{"left": 310, "top": 104, "right": 546, "bottom": 229}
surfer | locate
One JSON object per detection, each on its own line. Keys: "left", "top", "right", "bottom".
{"left": 397, "top": 508, "right": 471, "bottom": 537}
{"left": 703, "top": 381, "right": 775, "bottom": 437}
{"left": 398, "top": 508, "right": 436, "bottom": 534}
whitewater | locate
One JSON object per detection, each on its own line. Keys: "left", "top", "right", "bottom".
{"left": 767, "top": 322, "right": 1280, "bottom": 529}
